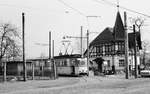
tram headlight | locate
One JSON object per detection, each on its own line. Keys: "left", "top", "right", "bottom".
{"left": 79, "top": 70, "right": 85, "bottom": 73}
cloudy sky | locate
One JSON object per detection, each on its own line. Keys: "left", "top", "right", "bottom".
{"left": 0, "top": 0, "right": 150, "bottom": 58}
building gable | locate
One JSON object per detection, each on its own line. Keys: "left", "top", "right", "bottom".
{"left": 113, "top": 11, "right": 125, "bottom": 40}
{"left": 90, "top": 27, "right": 114, "bottom": 46}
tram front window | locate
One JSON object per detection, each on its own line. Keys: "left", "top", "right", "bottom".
{"left": 79, "top": 61, "right": 86, "bottom": 67}
{"left": 74, "top": 60, "right": 80, "bottom": 67}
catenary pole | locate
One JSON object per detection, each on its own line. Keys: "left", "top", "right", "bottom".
{"left": 133, "top": 25, "right": 138, "bottom": 78}
{"left": 124, "top": 12, "right": 129, "bottom": 79}
{"left": 49, "top": 32, "right": 51, "bottom": 59}
{"left": 32, "top": 62, "right": 34, "bottom": 80}
{"left": 81, "top": 26, "right": 83, "bottom": 58}
{"left": 52, "top": 40, "right": 54, "bottom": 58}
{"left": 22, "top": 12, "right": 27, "bottom": 81}
{"left": 87, "top": 30, "right": 89, "bottom": 76}
{"left": 52, "top": 40, "right": 57, "bottom": 79}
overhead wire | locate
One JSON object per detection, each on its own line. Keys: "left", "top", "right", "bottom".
{"left": 119, "top": 6, "right": 150, "bottom": 18}
{"left": 0, "top": 4, "right": 27, "bottom": 9}
{"left": 0, "top": 3, "right": 38, "bottom": 11}
{"left": 57, "top": 0, "right": 101, "bottom": 39}
{"left": 92, "top": 0, "right": 150, "bottom": 18}
{"left": 0, "top": 0, "right": 149, "bottom": 18}
{"left": 57, "top": 0, "right": 86, "bottom": 17}
{"left": 0, "top": 3, "right": 66, "bottom": 16}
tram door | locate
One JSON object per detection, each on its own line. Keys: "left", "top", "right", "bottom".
{"left": 71, "top": 59, "right": 76, "bottom": 75}
{"left": 71, "top": 65, "right": 75, "bottom": 75}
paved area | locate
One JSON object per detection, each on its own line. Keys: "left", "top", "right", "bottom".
{"left": 0, "top": 75, "right": 150, "bottom": 94}
{"left": 0, "top": 77, "right": 79, "bottom": 94}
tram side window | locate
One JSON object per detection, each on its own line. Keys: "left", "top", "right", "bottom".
{"left": 56, "top": 61, "right": 60, "bottom": 66}
{"left": 71, "top": 60, "right": 75, "bottom": 66}
{"left": 59, "top": 60, "right": 67, "bottom": 67}
{"left": 67, "top": 59, "right": 71, "bottom": 66}
{"left": 61, "top": 60, "right": 63, "bottom": 66}
{"left": 59, "top": 61, "right": 63, "bottom": 66}
{"left": 64, "top": 60, "right": 67, "bottom": 66}
{"left": 35, "top": 61, "right": 40, "bottom": 67}
{"left": 74, "top": 60, "right": 80, "bottom": 67}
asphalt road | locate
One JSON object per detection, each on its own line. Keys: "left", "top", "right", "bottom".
{"left": 1, "top": 75, "right": 150, "bottom": 94}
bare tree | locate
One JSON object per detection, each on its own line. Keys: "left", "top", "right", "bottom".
{"left": 141, "top": 40, "right": 150, "bottom": 66}
{"left": 0, "top": 23, "right": 21, "bottom": 81}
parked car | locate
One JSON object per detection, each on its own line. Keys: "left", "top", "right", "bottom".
{"left": 104, "top": 70, "right": 114, "bottom": 75}
{"left": 140, "top": 70, "right": 150, "bottom": 77}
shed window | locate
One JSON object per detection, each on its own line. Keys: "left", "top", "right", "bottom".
{"left": 119, "top": 59, "right": 125, "bottom": 67}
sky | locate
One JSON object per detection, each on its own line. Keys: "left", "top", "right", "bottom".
{"left": 0, "top": 0, "right": 150, "bottom": 59}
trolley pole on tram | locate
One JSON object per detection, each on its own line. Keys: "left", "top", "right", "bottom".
{"left": 64, "top": 26, "right": 86, "bottom": 57}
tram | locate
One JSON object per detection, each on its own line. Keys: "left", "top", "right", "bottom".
{"left": 54, "top": 54, "right": 88, "bottom": 76}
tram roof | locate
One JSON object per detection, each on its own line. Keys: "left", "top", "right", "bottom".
{"left": 54, "top": 54, "right": 81, "bottom": 59}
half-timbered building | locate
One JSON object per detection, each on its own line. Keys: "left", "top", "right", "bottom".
{"left": 85, "top": 11, "right": 142, "bottom": 73}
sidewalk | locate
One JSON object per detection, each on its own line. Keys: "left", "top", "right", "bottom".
{"left": 0, "top": 77, "right": 79, "bottom": 94}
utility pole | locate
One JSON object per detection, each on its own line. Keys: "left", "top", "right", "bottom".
{"left": 112, "top": 41, "right": 115, "bottom": 74}
{"left": 3, "top": 62, "right": 6, "bottom": 82}
{"left": 52, "top": 40, "right": 54, "bottom": 58}
{"left": 49, "top": 32, "right": 51, "bottom": 59}
{"left": 52, "top": 40, "right": 57, "bottom": 79}
{"left": 133, "top": 25, "right": 138, "bottom": 78}
{"left": 32, "top": 62, "right": 34, "bottom": 80}
{"left": 124, "top": 12, "right": 129, "bottom": 79}
{"left": 87, "top": 30, "right": 89, "bottom": 75}
{"left": 81, "top": 26, "right": 83, "bottom": 58}
{"left": 22, "top": 12, "right": 27, "bottom": 81}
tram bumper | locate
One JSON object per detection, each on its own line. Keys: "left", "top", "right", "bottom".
{"left": 78, "top": 67, "right": 88, "bottom": 75}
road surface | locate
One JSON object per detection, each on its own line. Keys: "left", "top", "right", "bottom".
{"left": 1, "top": 75, "right": 150, "bottom": 94}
